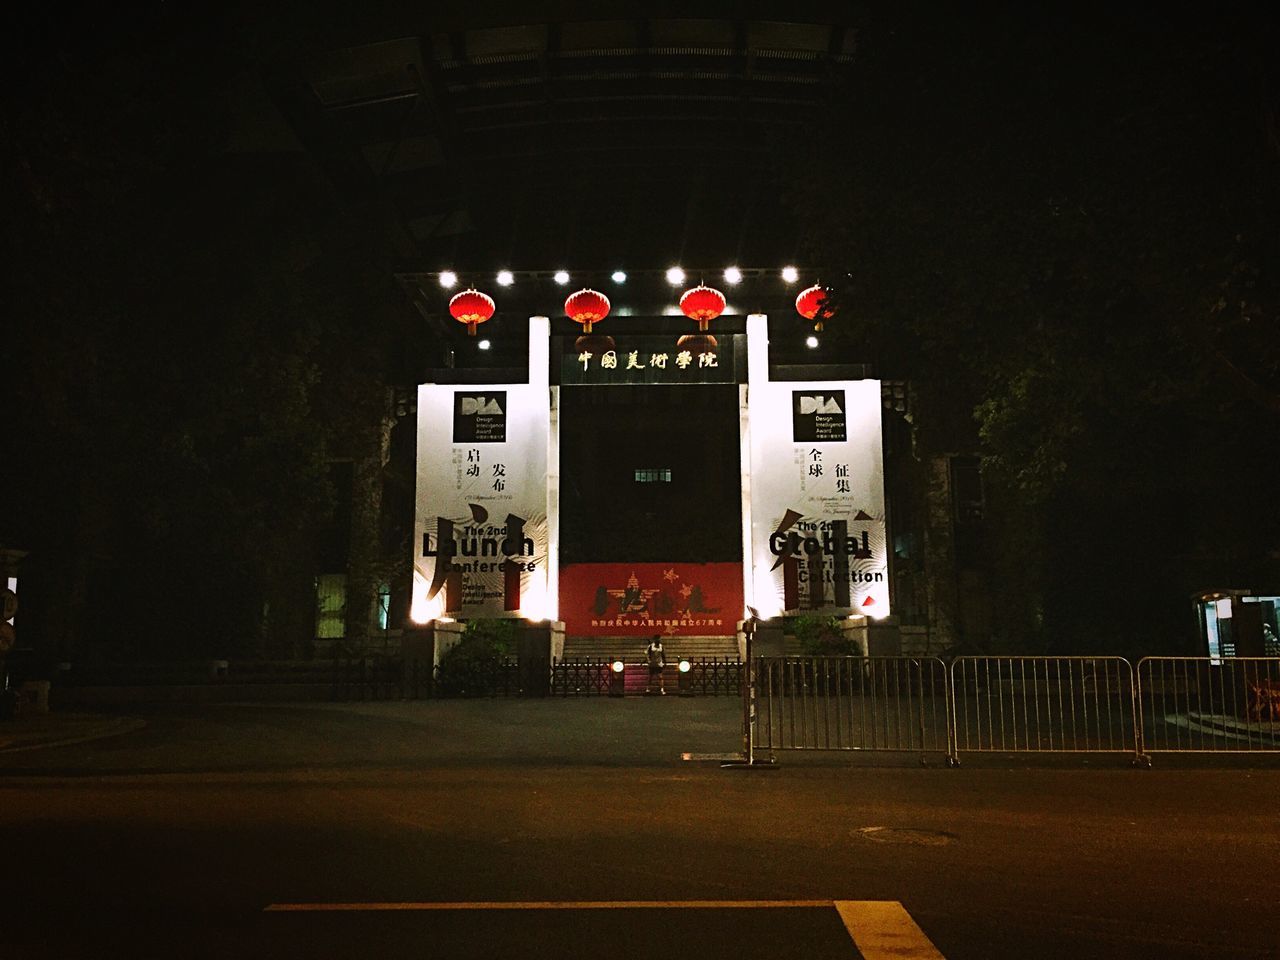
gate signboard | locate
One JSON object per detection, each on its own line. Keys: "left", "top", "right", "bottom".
{"left": 414, "top": 319, "right": 552, "bottom": 619}
{"left": 559, "top": 562, "right": 743, "bottom": 637}
{"left": 744, "top": 315, "right": 888, "bottom": 617}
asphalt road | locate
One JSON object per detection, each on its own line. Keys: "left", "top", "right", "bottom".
{"left": 1, "top": 699, "right": 1277, "bottom": 959}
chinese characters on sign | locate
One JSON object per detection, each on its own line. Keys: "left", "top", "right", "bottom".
{"left": 562, "top": 335, "right": 737, "bottom": 384}
{"left": 454, "top": 449, "right": 509, "bottom": 492}
{"left": 577, "top": 349, "right": 717, "bottom": 371}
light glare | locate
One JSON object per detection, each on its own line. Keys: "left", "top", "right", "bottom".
{"left": 723, "top": 266, "right": 743, "bottom": 284}
{"left": 665, "top": 266, "right": 686, "bottom": 285}
{"left": 478, "top": 339, "right": 491, "bottom": 350}
{"left": 553, "top": 270, "right": 570, "bottom": 285}
{"left": 805, "top": 335, "right": 820, "bottom": 349}
{"left": 438, "top": 271, "right": 458, "bottom": 289}
{"left": 496, "top": 270, "right": 514, "bottom": 286}
{"left": 611, "top": 270, "right": 627, "bottom": 283}
{"left": 781, "top": 266, "right": 799, "bottom": 283}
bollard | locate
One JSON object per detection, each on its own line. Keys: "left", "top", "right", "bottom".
{"left": 678, "top": 659, "right": 694, "bottom": 696}
{"left": 608, "top": 659, "right": 625, "bottom": 698}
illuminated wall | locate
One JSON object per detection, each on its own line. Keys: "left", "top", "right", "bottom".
{"left": 413, "top": 317, "right": 553, "bottom": 620}
{"left": 743, "top": 314, "right": 889, "bottom": 619}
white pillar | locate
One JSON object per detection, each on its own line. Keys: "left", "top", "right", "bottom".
{"left": 741, "top": 314, "right": 769, "bottom": 617}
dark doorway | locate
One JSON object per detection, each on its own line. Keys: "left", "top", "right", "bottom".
{"left": 560, "top": 385, "right": 742, "bottom": 563}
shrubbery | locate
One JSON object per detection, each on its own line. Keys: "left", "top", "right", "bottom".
{"left": 434, "top": 619, "right": 518, "bottom": 696}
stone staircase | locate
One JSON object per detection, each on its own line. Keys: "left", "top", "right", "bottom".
{"left": 561, "top": 635, "right": 742, "bottom": 663}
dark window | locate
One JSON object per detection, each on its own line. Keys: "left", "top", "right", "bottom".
{"left": 634, "top": 468, "right": 672, "bottom": 483}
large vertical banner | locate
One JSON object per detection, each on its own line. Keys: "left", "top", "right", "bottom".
{"left": 414, "top": 319, "right": 551, "bottom": 620}
{"left": 746, "top": 316, "right": 889, "bottom": 617}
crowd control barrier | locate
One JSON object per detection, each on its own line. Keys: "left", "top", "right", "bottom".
{"left": 1136, "top": 657, "right": 1280, "bottom": 756}
{"left": 754, "top": 656, "right": 951, "bottom": 762}
{"left": 949, "top": 657, "right": 1140, "bottom": 762}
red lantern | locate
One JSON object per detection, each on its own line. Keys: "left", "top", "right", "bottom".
{"left": 564, "top": 288, "right": 611, "bottom": 333}
{"left": 679, "top": 285, "right": 726, "bottom": 331}
{"left": 795, "top": 284, "right": 835, "bottom": 331}
{"left": 449, "top": 288, "right": 495, "bottom": 336}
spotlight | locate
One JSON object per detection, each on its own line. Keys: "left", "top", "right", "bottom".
{"left": 781, "top": 266, "right": 799, "bottom": 283}
{"left": 439, "top": 271, "right": 458, "bottom": 289}
{"left": 665, "top": 266, "right": 686, "bottom": 285}
{"left": 611, "top": 270, "right": 627, "bottom": 283}
{"left": 496, "top": 270, "right": 514, "bottom": 286}
{"left": 805, "top": 335, "right": 820, "bottom": 349}
{"left": 478, "top": 339, "right": 491, "bottom": 350}
{"left": 609, "top": 658, "right": 626, "bottom": 697}
{"left": 723, "top": 266, "right": 743, "bottom": 284}
{"left": 678, "top": 659, "right": 693, "bottom": 696}
{"left": 553, "top": 270, "right": 570, "bottom": 285}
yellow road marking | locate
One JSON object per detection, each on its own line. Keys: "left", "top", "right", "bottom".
{"left": 835, "top": 900, "right": 946, "bottom": 960}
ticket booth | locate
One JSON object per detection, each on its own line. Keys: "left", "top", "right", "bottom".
{"left": 1193, "top": 589, "right": 1280, "bottom": 659}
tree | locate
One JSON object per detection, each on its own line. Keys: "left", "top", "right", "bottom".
{"left": 792, "top": 6, "right": 1280, "bottom": 653}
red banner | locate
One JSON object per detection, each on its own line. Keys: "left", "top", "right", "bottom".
{"left": 560, "top": 563, "right": 743, "bottom": 637}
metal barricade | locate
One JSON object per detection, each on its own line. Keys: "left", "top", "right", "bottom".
{"left": 950, "top": 657, "right": 1139, "bottom": 762}
{"left": 1136, "top": 657, "right": 1280, "bottom": 756}
{"left": 755, "top": 656, "right": 951, "bottom": 761}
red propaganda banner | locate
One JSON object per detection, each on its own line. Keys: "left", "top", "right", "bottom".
{"left": 560, "top": 563, "right": 743, "bottom": 637}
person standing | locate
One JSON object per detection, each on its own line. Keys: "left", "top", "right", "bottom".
{"left": 645, "top": 635, "right": 667, "bottom": 695}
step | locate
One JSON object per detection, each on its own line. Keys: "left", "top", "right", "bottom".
{"left": 562, "top": 636, "right": 741, "bottom": 663}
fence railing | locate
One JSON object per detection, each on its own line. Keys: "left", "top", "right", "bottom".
{"left": 679, "top": 658, "right": 743, "bottom": 696}
{"left": 333, "top": 656, "right": 747, "bottom": 701}
{"left": 755, "top": 656, "right": 951, "bottom": 759}
{"left": 950, "top": 657, "right": 1139, "bottom": 759}
{"left": 551, "top": 659, "right": 616, "bottom": 697}
{"left": 331, "top": 652, "right": 1280, "bottom": 765}
{"left": 1136, "top": 657, "right": 1280, "bottom": 754}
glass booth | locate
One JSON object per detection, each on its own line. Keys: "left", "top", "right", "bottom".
{"left": 1194, "top": 589, "right": 1280, "bottom": 660}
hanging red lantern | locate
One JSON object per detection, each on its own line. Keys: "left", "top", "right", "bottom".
{"left": 795, "top": 284, "right": 835, "bottom": 332}
{"left": 679, "top": 285, "right": 726, "bottom": 330}
{"left": 448, "top": 288, "right": 495, "bottom": 336}
{"left": 678, "top": 284, "right": 726, "bottom": 351}
{"left": 564, "top": 288, "right": 611, "bottom": 333}
{"left": 565, "top": 288, "right": 613, "bottom": 352}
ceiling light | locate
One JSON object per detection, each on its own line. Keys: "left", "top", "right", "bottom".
{"left": 665, "top": 266, "right": 686, "bottom": 285}
{"left": 781, "top": 266, "right": 799, "bottom": 284}
{"left": 611, "top": 270, "right": 627, "bottom": 283}
{"left": 496, "top": 270, "right": 514, "bottom": 286}
{"left": 553, "top": 270, "right": 570, "bottom": 285}
{"left": 439, "top": 271, "right": 458, "bottom": 289}
{"left": 805, "top": 335, "right": 819, "bottom": 349}
{"left": 478, "top": 339, "right": 491, "bottom": 350}
{"left": 723, "top": 266, "right": 743, "bottom": 284}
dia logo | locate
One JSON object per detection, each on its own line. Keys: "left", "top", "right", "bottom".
{"left": 453, "top": 390, "right": 507, "bottom": 443}
{"left": 798, "top": 395, "right": 842, "bottom": 415}
{"left": 459, "top": 396, "right": 504, "bottom": 416}
{"left": 792, "top": 389, "right": 847, "bottom": 442}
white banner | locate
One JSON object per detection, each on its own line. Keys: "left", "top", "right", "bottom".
{"left": 747, "top": 369, "right": 888, "bottom": 618}
{"left": 413, "top": 320, "right": 551, "bottom": 620}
